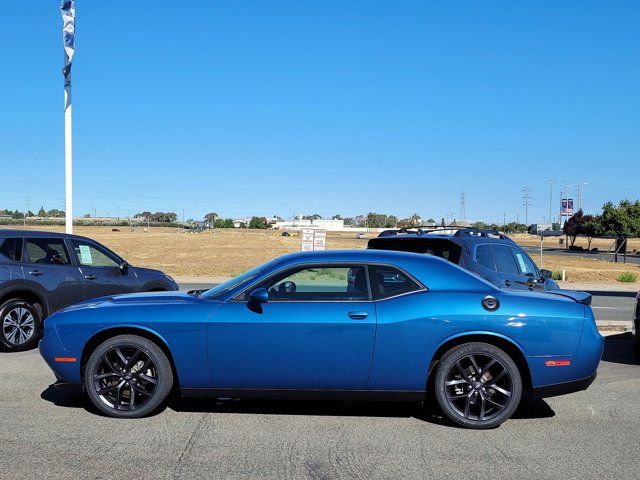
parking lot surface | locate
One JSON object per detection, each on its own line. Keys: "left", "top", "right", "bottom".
{"left": 0, "top": 334, "right": 638, "bottom": 480}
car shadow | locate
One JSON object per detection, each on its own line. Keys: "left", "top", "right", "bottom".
{"left": 40, "top": 384, "right": 86, "bottom": 409}
{"left": 601, "top": 332, "right": 640, "bottom": 366}
{"left": 169, "top": 395, "right": 554, "bottom": 428}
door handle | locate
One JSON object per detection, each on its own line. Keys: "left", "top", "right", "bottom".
{"left": 28, "top": 270, "right": 43, "bottom": 276}
{"left": 84, "top": 275, "right": 98, "bottom": 280}
{"left": 348, "top": 311, "right": 368, "bottom": 320}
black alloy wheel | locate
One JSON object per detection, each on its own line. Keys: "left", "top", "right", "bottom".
{"left": 84, "top": 335, "right": 173, "bottom": 418}
{"left": 435, "top": 342, "right": 522, "bottom": 429}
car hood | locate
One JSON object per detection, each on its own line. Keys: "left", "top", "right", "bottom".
{"left": 61, "top": 291, "right": 200, "bottom": 312}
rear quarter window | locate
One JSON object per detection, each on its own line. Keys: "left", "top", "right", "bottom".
{"left": 0, "top": 238, "right": 23, "bottom": 262}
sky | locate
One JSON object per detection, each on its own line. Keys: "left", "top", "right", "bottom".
{"left": 0, "top": 1, "right": 638, "bottom": 223}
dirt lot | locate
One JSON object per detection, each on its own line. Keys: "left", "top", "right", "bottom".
{"left": 4, "top": 226, "right": 639, "bottom": 283}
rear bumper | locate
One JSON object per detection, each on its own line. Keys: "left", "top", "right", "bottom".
{"left": 532, "top": 371, "right": 597, "bottom": 398}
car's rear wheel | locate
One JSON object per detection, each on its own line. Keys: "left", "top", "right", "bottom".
{"left": 0, "top": 299, "right": 42, "bottom": 352}
{"left": 434, "top": 342, "right": 522, "bottom": 429}
{"left": 84, "top": 334, "right": 173, "bottom": 418}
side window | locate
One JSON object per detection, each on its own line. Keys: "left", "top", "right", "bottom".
{"left": 369, "top": 265, "right": 422, "bottom": 300}
{"left": 261, "top": 265, "right": 369, "bottom": 301}
{"left": 475, "top": 244, "right": 496, "bottom": 271}
{"left": 490, "top": 245, "right": 519, "bottom": 275}
{"left": 510, "top": 248, "right": 538, "bottom": 276}
{"left": 0, "top": 238, "right": 23, "bottom": 262}
{"left": 25, "top": 238, "right": 70, "bottom": 265}
{"left": 71, "top": 240, "right": 119, "bottom": 268}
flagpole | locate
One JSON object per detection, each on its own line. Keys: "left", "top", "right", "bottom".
{"left": 61, "top": 0, "right": 75, "bottom": 234}
{"left": 64, "top": 83, "right": 73, "bottom": 234}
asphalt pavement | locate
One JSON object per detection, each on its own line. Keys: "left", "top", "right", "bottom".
{"left": 1, "top": 334, "right": 638, "bottom": 479}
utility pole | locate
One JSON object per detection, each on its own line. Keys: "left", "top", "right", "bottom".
{"left": 522, "top": 187, "right": 532, "bottom": 226}
{"left": 547, "top": 180, "right": 555, "bottom": 228}
{"left": 503, "top": 212, "right": 506, "bottom": 227}
{"left": 576, "top": 182, "right": 587, "bottom": 211}
{"left": 460, "top": 192, "right": 466, "bottom": 221}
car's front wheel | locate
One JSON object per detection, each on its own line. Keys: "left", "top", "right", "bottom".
{"left": 434, "top": 342, "right": 522, "bottom": 429}
{"left": 0, "top": 299, "right": 42, "bottom": 352}
{"left": 84, "top": 334, "right": 173, "bottom": 418}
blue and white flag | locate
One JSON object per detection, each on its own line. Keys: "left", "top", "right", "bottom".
{"left": 61, "top": 0, "right": 75, "bottom": 86}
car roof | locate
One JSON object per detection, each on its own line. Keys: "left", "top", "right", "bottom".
{"left": 0, "top": 229, "right": 95, "bottom": 242}
{"left": 274, "top": 248, "right": 442, "bottom": 265}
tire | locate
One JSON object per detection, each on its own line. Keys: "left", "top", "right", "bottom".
{"left": 633, "top": 320, "right": 640, "bottom": 358}
{"left": 0, "top": 299, "right": 42, "bottom": 352}
{"left": 84, "top": 334, "right": 173, "bottom": 418}
{"left": 434, "top": 342, "right": 522, "bottom": 429}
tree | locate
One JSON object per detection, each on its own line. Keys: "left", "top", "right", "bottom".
{"left": 213, "top": 218, "right": 234, "bottom": 228}
{"left": 47, "top": 209, "right": 65, "bottom": 218}
{"left": 386, "top": 215, "right": 398, "bottom": 228}
{"left": 440, "top": 218, "right": 446, "bottom": 227}
{"left": 204, "top": 212, "right": 218, "bottom": 225}
{"left": 563, "top": 210, "right": 586, "bottom": 247}
{"left": 134, "top": 211, "right": 152, "bottom": 219}
{"left": 332, "top": 214, "right": 343, "bottom": 220}
{"left": 249, "top": 216, "right": 270, "bottom": 229}
{"left": 302, "top": 214, "right": 321, "bottom": 221}
{"left": 582, "top": 214, "right": 603, "bottom": 249}
{"left": 426, "top": 218, "right": 436, "bottom": 224}
{"left": 38, "top": 207, "right": 46, "bottom": 217}
{"left": 343, "top": 217, "right": 354, "bottom": 226}
{"left": 600, "top": 199, "right": 640, "bottom": 238}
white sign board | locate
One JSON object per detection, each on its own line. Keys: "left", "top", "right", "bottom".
{"left": 301, "top": 228, "right": 326, "bottom": 251}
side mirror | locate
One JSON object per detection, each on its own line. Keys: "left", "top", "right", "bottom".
{"left": 119, "top": 261, "right": 129, "bottom": 274}
{"left": 247, "top": 288, "right": 268, "bottom": 313}
{"left": 540, "top": 269, "right": 552, "bottom": 280}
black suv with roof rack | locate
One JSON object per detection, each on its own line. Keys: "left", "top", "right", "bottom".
{"left": 0, "top": 230, "right": 178, "bottom": 352}
{"left": 368, "top": 227, "right": 559, "bottom": 292}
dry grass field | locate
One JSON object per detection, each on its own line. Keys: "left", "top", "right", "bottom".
{"left": 4, "top": 226, "right": 639, "bottom": 283}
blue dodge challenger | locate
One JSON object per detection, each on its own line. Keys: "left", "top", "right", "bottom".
{"left": 39, "top": 250, "right": 603, "bottom": 428}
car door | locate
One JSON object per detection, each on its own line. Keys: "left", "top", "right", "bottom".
{"left": 490, "top": 244, "right": 530, "bottom": 290}
{"left": 207, "top": 264, "right": 376, "bottom": 390}
{"left": 22, "top": 237, "right": 85, "bottom": 314}
{"left": 68, "top": 238, "right": 139, "bottom": 299}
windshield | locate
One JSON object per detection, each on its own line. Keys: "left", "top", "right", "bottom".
{"left": 200, "top": 259, "right": 278, "bottom": 300}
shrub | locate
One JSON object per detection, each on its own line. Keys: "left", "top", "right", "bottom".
{"left": 617, "top": 272, "right": 638, "bottom": 283}
{"left": 552, "top": 271, "right": 563, "bottom": 281}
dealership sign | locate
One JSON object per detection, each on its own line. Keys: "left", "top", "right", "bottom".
{"left": 561, "top": 198, "right": 574, "bottom": 216}
{"left": 301, "top": 228, "right": 327, "bottom": 251}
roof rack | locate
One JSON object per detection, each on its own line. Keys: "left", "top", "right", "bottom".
{"left": 452, "top": 228, "right": 515, "bottom": 243}
{"left": 376, "top": 227, "right": 515, "bottom": 243}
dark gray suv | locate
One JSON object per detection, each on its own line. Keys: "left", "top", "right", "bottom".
{"left": 0, "top": 230, "right": 178, "bottom": 351}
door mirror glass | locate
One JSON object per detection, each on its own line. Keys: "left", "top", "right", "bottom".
{"left": 119, "top": 261, "right": 129, "bottom": 274}
{"left": 249, "top": 287, "right": 269, "bottom": 304}
{"left": 540, "top": 269, "right": 552, "bottom": 280}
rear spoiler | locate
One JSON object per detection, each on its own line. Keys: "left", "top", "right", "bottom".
{"left": 545, "top": 289, "right": 592, "bottom": 306}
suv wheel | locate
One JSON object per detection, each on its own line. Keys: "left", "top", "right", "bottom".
{"left": 0, "top": 299, "right": 42, "bottom": 352}
{"left": 434, "top": 342, "right": 522, "bottom": 429}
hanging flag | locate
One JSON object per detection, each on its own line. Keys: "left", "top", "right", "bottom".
{"left": 61, "top": 0, "right": 75, "bottom": 86}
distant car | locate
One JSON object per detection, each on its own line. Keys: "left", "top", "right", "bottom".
{"left": 281, "top": 231, "right": 291, "bottom": 237}
{"left": 368, "top": 228, "right": 559, "bottom": 292}
{"left": 40, "top": 249, "right": 603, "bottom": 428}
{"left": 0, "top": 230, "right": 178, "bottom": 352}
{"left": 633, "top": 291, "right": 640, "bottom": 356}
{"left": 356, "top": 233, "right": 367, "bottom": 240}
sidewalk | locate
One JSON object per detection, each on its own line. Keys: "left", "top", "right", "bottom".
{"left": 559, "top": 282, "right": 638, "bottom": 293}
